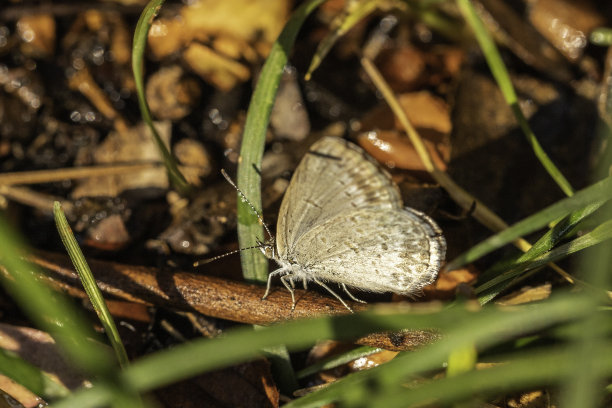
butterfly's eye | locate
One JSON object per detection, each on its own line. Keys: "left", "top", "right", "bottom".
{"left": 259, "top": 239, "right": 277, "bottom": 259}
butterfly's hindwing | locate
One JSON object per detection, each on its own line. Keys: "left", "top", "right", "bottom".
{"left": 286, "top": 208, "right": 445, "bottom": 294}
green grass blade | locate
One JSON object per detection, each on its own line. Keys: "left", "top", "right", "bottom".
{"left": 364, "top": 344, "right": 612, "bottom": 408}
{"left": 479, "top": 200, "right": 605, "bottom": 282}
{"left": 283, "top": 295, "right": 595, "bottom": 408}
{"left": 475, "top": 200, "right": 606, "bottom": 303}
{"left": 410, "top": 4, "right": 466, "bottom": 41}
{"left": 305, "top": 0, "right": 379, "bottom": 80}
{"left": 446, "top": 344, "right": 477, "bottom": 377}
{"left": 132, "top": 0, "right": 190, "bottom": 195}
{"left": 296, "top": 346, "right": 381, "bottom": 379}
{"left": 52, "top": 294, "right": 593, "bottom": 408}
{"left": 236, "top": 0, "right": 326, "bottom": 282}
{"left": 0, "top": 347, "right": 69, "bottom": 400}
{"left": 49, "top": 385, "right": 115, "bottom": 408}
{"left": 261, "top": 343, "right": 298, "bottom": 394}
{"left": 0, "top": 216, "right": 114, "bottom": 376}
{"left": 563, "top": 318, "right": 611, "bottom": 408}
{"left": 561, "top": 188, "right": 612, "bottom": 408}
{"left": 516, "top": 218, "right": 612, "bottom": 272}
{"left": 476, "top": 218, "right": 612, "bottom": 303}
{"left": 516, "top": 202, "right": 606, "bottom": 259}
{"left": 447, "top": 176, "right": 612, "bottom": 270}
{"left": 456, "top": 0, "right": 574, "bottom": 197}
{"left": 53, "top": 202, "right": 129, "bottom": 369}
{"left": 125, "top": 306, "right": 443, "bottom": 392}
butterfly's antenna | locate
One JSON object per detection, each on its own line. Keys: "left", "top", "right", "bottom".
{"left": 220, "top": 169, "right": 273, "bottom": 240}
{"left": 195, "top": 170, "right": 274, "bottom": 268}
{"left": 193, "top": 244, "right": 264, "bottom": 267}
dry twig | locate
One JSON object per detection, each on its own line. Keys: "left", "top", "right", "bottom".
{"left": 26, "top": 251, "right": 439, "bottom": 351}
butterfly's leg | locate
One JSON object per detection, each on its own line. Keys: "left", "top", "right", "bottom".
{"left": 302, "top": 278, "right": 308, "bottom": 290}
{"left": 312, "top": 278, "right": 353, "bottom": 313}
{"left": 280, "top": 274, "right": 297, "bottom": 310}
{"left": 341, "top": 283, "right": 367, "bottom": 304}
{"left": 262, "top": 269, "right": 287, "bottom": 300}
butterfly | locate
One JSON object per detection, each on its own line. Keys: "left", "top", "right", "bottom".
{"left": 257, "top": 136, "right": 446, "bottom": 312}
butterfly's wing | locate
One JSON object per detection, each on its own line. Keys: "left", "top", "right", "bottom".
{"left": 288, "top": 208, "right": 446, "bottom": 294}
{"left": 276, "top": 137, "right": 402, "bottom": 258}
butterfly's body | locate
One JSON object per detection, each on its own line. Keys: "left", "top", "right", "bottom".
{"left": 261, "top": 136, "right": 446, "bottom": 311}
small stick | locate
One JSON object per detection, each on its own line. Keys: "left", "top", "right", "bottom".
{"left": 0, "top": 162, "right": 161, "bottom": 186}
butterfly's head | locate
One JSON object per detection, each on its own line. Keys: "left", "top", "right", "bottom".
{"left": 257, "top": 237, "right": 277, "bottom": 260}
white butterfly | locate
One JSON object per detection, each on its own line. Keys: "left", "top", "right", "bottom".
{"left": 258, "top": 136, "right": 446, "bottom": 312}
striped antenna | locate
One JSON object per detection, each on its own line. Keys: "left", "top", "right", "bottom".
{"left": 194, "top": 170, "right": 274, "bottom": 267}
{"left": 220, "top": 169, "right": 273, "bottom": 240}
{"left": 193, "top": 243, "right": 264, "bottom": 267}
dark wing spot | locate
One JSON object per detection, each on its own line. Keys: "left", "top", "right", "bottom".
{"left": 389, "top": 332, "right": 406, "bottom": 347}
{"left": 307, "top": 150, "right": 342, "bottom": 161}
{"left": 305, "top": 199, "right": 322, "bottom": 209}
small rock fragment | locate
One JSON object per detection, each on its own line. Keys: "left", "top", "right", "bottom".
{"left": 270, "top": 66, "right": 310, "bottom": 141}
{"left": 146, "top": 65, "right": 201, "bottom": 120}
{"left": 17, "top": 14, "right": 55, "bottom": 58}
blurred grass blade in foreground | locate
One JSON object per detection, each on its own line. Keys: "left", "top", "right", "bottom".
{"left": 53, "top": 202, "right": 129, "bottom": 369}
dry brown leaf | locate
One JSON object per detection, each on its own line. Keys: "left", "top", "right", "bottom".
{"left": 357, "top": 130, "right": 448, "bottom": 171}
{"left": 0, "top": 323, "right": 89, "bottom": 391}
{"left": 356, "top": 91, "right": 451, "bottom": 171}
{"left": 305, "top": 340, "right": 398, "bottom": 385}
{"left": 496, "top": 284, "right": 552, "bottom": 306}
{"left": 419, "top": 265, "right": 479, "bottom": 300}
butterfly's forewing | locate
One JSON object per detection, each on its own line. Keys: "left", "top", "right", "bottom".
{"left": 276, "top": 137, "right": 402, "bottom": 258}
{"left": 288, "top": 208, "right": 446, "bottom": 294}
